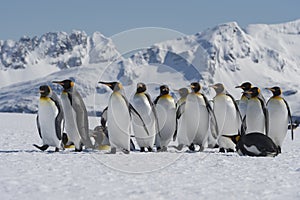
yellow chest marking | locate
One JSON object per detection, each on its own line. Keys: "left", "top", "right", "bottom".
{"left": 40, "top": 97, "right": 51, "bottom": 102}
{"left": 160, "top": 94, "right": 173, "bottom": 100}
{"left": 272, "top": 96, "right": 283, "bottom": 100}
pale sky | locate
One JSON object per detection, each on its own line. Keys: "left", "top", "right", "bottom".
{"left": 0, "top": 0, "right": 299, "bottom": 41}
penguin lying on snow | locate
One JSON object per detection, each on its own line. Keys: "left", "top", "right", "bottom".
{"left": 223, "top": 132, "right": 279, "bottom": 157}
{"left": 34, "top": 85, "right": 64, "bottom": 152}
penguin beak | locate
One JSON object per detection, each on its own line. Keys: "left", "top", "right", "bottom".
{"left": 98, "top": 81, "right": 111, "bottom": 87}
{"left": 39, "top": 90, "right": 44, "bottom": 94}
{"left": 52, "top": 81, "right": 63, "bottom": 85}
{"left": 190, "top": 85, "right": 195, "bottom": 89}
{"left": 209, "top": 85, "right": 217, "bottom": 89}
{"left": 266, "top": 88, "right": 275, "bottom": 92}
{"left": 235, "top": 85, "right": 242, "bottom": 89}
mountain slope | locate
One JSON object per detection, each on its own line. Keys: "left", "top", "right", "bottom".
{"left": 0, "top": 20, "right": 300, "bottom": 117}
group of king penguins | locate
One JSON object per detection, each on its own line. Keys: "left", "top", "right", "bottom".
{"left": 34, "top": 79, "right": 295, "bottom": 157}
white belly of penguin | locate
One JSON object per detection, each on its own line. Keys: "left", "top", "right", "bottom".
{"left": 38, "top": 99, "right": 60, "bottom": 147}
{"left": 107, "top": 93, "right": 131, "bottom": 150}
{"left": 132, "top": 94, "right": 156, "bottom": 148}
{"left": 267, "top": 99, "right": 288, "bottom": 147}
{"left": 246, "top": 99, "right": 265, "bottom": 134}
{"left": 185, "top": 94, "right": 209, "bottom": 147}
{"left": 214, "top": 95, "right": 238, "bottom": 149}
{"left": 238, "top": 98, "right": 248, "bottom": 119}
{"left": 60, "top": 93, "right": 81, "bottom": 147}
{"left": 177, "top": 103, "right": 190, "bottom": 146}
{"left": 156, "top": 98, "right": 176, "bottom": 147}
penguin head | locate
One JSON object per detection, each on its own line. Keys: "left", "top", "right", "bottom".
{"left": 210, "top": 83, "right": 225, "bottom": 95}
{"left": 52, "top": 79, "right": 74, "bottom": 92}
{"left": 235, "top": 82, "right": 252, "bottom": 91}
{"left": 159, "top": 85, "right": 170, "bottom": 95}
{"left": 175, "top": 88, "right": 189, "bottom": 98}
{"left": 39, "top": 85, "right": 52, "bottom": 97}
{"left": 136, "top": 82, "right": 146, "bottom": 94}
{"left": 222, "top": 134, "right": 241, "bottom": 145}
{"left": 99, "top": 81, "right": 123, "bottom": 92}
{"left": 243, "top": 87, "right": 260, "bottom": 98}
{"left": 266, "top": 86, "right": 282, "bottom": 97}
{"left": 190, "top": 82, "right": 201, "bottom": 93}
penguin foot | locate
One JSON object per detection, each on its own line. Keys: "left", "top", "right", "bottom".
{"left": 161, "top": 146, "right": 168, "bottom": 152}
{"left": 227, "top": 148, "right": 235, "bottom": 153}
{"left": 122, "top": 149, "right": 130, "bottom": 154}
{"left": 140, "top": 147, "right": 145, "bottom": 152}
{"left": 188, "top": 143, "right": 195, "bottom": 151}
{"left": 214, "top": 144, "right": 219, "bottom": 148}
{"left": 156, "top": 147, "right": 161, "bottom": 152}
{"left": 109, "top": 147, "right": 117, "bottom": 154}
{"left": 33, "top": 144, "right": 49, "bottom": 151}
{"left": 148, "top": 147, "right": 153, "bottom": 152}
{"left": 55, "top": 147, "right": 59, "bottom": 152}
{"left": 62, "top": 133, "right": 68, "bottom": 145}
{"left": 174, "top": 144, "right": 184, "bottom": 151}
{"left": 219, "top": 147, "right": 225, "bottom": 153}
{"left": 278, "top": 146, "right": 282, "bottom": 154}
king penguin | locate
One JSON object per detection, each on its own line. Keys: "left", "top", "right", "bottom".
{"left": 223, "top": 132, "right": 279, "bottom": 157}
{"left": 182, "top": 82, "right": 218, "bottom": 151}
{"left": 52, "top": 79, "right": 93, "bottom": 151}
{"left": 34, "top": 85, "right": 64, "bottom": 152}
{"left": 99, "top": 81, "right": 149, "bottom": 154}
{"left": 210, "top": 83, "right": 242, "bottom": 153}
{"left": 131, "top": 82, "right": 158, "bottom": 152}
{"left": 244, "top": 87, "right": 268, "bottom": 135}
{"left": 154, "top": 85, "right": 177, "bottom": 151}
{"left": 174, "top": 87, "right": 189, "bottom": 147}
{"left": 266, "top": 86, "right": 294, "bottom": 153}
{"left": 235, "top": 82, "right": 252, "bottom": 119}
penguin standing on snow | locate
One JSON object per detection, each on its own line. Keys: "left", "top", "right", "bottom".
{"left": 235, "top": 82, "right": 252, "bottom": 119}
{"left": 99, "top": 81, "right": 149, "bottom": 154}
{"left": 131, "top": 82, "right": 158, "bottom": 152}
{"left": 34, "top": 85, "right": 64, "bottom": 152}
{"left": 174, "top": 87, "right": 189, "bottom": 147}
{"left": 210, "top": 83, "right": 242, "bottom": 153}
{"left": 223, "top": 132, "right": 279, "bottom": 157}
{"left": 266, "top": 86, "right": 294, "bottom": 153}
{"left": 154, "top": 85, "right": 177, "bottom": 151}
{"left": 244, "top": 87, "right": 268, "bottom": 135}
{"left": 183, "top": 82, "right": 218, "bottom": 151}
{"left": 52, "top": 79, "right": 93, "bottom": 151}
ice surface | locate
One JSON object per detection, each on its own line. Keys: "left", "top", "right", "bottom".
{"left": 0, "top": 113, "right": 299, "bottom": 199}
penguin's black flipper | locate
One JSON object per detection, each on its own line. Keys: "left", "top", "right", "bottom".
{"left": 173, "top": 102, "right": 186, "bottom": 141}
{"left": 283, "top": 98, "right": 294, "bottom": 140}
{"left": 130, "top": 139, "right": 136, "bottom": 151}
{"left": 241, "top": 116, "right": 247, "bottom": 136}
{"left": 128, "top": 103, "right": 151, "bottom": 136}
{"left": 36, "top": 115, "right": 42, "bottom": 139}
{"left": 145, "top": 93, "right": 160, "bottom": 137}
{"left": 50, "top": 93, "right": 64, "bottom": 140}
{"left": 202, "top": 93, "right": 219, "bottom": 136}
{"left": 258, "top": 97, "right": 269, "bottom": 135}
{"left": 33, "top": 144, "right": 49, "bottom": 151}
{"left": 101, "top": 106, "right": 108, "bottom": 127}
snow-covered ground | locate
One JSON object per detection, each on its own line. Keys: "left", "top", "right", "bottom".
{"left": 0, "top": 112, "right": 299, "bottom": 199}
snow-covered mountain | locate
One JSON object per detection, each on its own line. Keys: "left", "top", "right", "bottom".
{"left": 1, "top": 20, "right": 300, "bottom": 118}
{"left": 0, "top": 30, "right": 120, "bottom": 87}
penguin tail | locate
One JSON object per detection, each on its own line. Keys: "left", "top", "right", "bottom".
{"left": 33, "top": 144, "right": 49, "bottom": 151}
